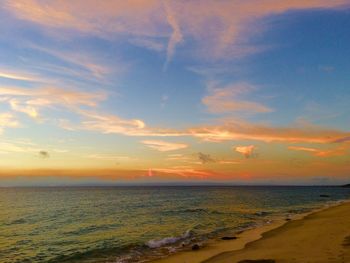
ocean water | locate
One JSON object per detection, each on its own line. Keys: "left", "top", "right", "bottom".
{"left": 1, "top": 186, "right": 349, "bottom": 263}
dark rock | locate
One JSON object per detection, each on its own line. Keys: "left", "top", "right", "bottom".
{"left": 285, "top": 218, "right": 291, "bottom": 221}
{"left": 341, "top": 184, "right": 350, "bottom": 188}
{"left": 191, "top": 244, "right": 200, "bottom": 251}
{"left": 238, "top": 260, "right": 276, "bottom": 263}
{"left": 342, "top": 236, "right": 350, "bottom": 247}
{"left": 221, "top": 236, "right": 237, "bottom": 240}
{"left": 320, "top": 194, "right": 330, "bottom": 198}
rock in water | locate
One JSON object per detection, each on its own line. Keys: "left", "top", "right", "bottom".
{"left": 320, "top": 194, "right": 330, "bottom": 197}
{"left": 221, "top": 236, "right": 237, "bottom": 240}
{"left": 191, "top": 244, "right": 200, "bottom": 250}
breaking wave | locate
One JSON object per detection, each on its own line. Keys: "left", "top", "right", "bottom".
{"left": 146, "top": 230, "right": 192, "bottom": 248}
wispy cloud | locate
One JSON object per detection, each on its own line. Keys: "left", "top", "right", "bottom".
{"left": 0, "top": 68, "right": 58, "bottom": 84}
{"left": 5, "top": 0, "right": 347, "bottom": 62}
{"left": 161, "top": 94, "right": 169, "bottom": 108}
{"left": 0, "top": 139, "right": 40, "bottom": 154}
{"left": 86, "top": 154, "right": 135, "bottom": 161}
{"left": 163, "top": 1, "right": 183, "bottom": 70}
{"left": 0, "top": 138, "right": 67, "bottom": 156}
{"left": 318, "top": 65, "right": 334, "bottom": 73}
{"left": 142, "top": 140, "right": 188, "bottom": 152}
{"left": 0, "top": 113, "right": 19, "bottom": 133}
{"left": 9, "top": 99, "right": 38, "bottom": 118}
{"left": 166, "top": 153, "right": 192, "bottom": 161}
{"left": 0, "top": 113, "right": 19, "bottom": 127}
{"left": 0, "top": 86, "right": 106, "bottom": 119}
{"left": 78, "top": 110, "right": 146, "bottom": 135}
{"left": 202, "top": 82, "right": 273, "bottom": 114}
{"left": 27, "top": 45, "right": 112, "bottom": 79}
{"left": 129, "top": 37, "right": 165, "bottom": 52}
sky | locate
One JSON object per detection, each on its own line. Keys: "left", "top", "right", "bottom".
{"left": 0, "top": 0, "right": 350, "bottom": 186}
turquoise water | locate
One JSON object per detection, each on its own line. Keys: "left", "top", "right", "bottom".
{"left": 1, "top": 186, "right": 349, "bottom": 263}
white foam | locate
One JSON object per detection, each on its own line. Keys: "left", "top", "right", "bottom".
{"left": 146, "top": 230, "right": 192, "bottom": 248}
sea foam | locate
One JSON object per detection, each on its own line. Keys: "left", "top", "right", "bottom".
{"left": 146, "top": 230, "right": 192, "bottom": 248}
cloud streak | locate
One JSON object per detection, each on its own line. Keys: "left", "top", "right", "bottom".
{"left": 0, "top": 70, "right": 35, "bottom": 81}
{"left": 288, "top": 146, "right": 348, "bottom": 157}
{"left": 60, "top": 112, "right": 350, "bottom": 146}
{"left": 142, "top": 140, "right": 188, "bottom": 152}
{"left": 0, "top": 86, "right": 106, "bottom": 119}
{"left": 188, "top": 120, "right": 350, "bottom": 144}
{"left": 163, "top": 1, "right": 183, "bottom": 70}
{"left": 151, "top": 167, "right": 212, "bottom": 178}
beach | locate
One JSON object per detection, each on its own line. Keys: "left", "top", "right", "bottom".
{"left": 154, "top": 201, "right": 350, "bottom": 263}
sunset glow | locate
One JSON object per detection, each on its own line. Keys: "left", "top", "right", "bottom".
{"left": 1, "top": 0, "right": 350, "bottom": 186}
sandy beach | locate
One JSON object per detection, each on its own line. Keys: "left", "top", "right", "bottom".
{"left": 154, "top": 201, "right": 350, "bottom": 263}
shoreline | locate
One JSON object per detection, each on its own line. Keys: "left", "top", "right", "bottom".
{"left": 152, "top": 199, "right": 350, "bottom": 263}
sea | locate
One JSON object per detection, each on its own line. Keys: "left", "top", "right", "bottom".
{"left": 1, "top": 186, "right": 349, "bottom": 263}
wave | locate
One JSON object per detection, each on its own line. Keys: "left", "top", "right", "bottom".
{"left": 254, "top": 211, "right": 271, "bottom": 216}
{"left": 6, "top": 218, "right": 27, "bottom": 225}
{"left": 183, "top": 208, "right": 207, "bottom": 213}
{"left": 47, "top": 242, "right": 148, "bottom": 263}
{"left": 146, "top": 230, "right": 192, "bottom": 248}
{"left": 162, "top": 208, "right": 236, "bottom": 215}
{"left": 62, "top": 223, "right": 121, "bottom": 236}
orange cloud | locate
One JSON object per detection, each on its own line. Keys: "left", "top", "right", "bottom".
{"left": 189, "top": 120, "right": 350, "bottom": 144}
{"left": 235, "top": 145, "right": 256, "bottom": 158}
{"left": 77, "top": 110, "right": 146, "bottom": 136}
{"left": 288, "top": 145, "right": 348, "bottom": 157}
{"left": 86, "top": 154, "right": 135, "bottom": 161}
{"left": 202, "top": 82, "right": 272, "bottom": 114}
{"left": 61, "top": 110, "right": 350, "bottom": 146}
{"left": 151, "top": 167, "right": 212, "bottom": 178}
{"left": 217, "top": 160, "right": 240, "bottom": 164}
{"left": 142, "top": 140, "right": 188, "bottom": 152}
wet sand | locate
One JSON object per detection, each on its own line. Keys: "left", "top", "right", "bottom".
{"left": 153, "top": 201, "right": 350, "bottom": 263}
